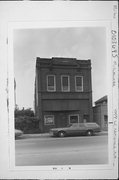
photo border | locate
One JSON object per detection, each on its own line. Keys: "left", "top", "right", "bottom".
{"left": 0, "top": 1, "right": 118, "bottom": 179}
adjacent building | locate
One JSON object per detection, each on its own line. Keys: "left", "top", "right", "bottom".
{"left": 34, "top": 57, "right": 93, "bottom": 132}
{"left": 93, "top": 95, "right": 108, "bottom": 131}
{"left": 14, "top": 78, "right": 16, "bottom": 108}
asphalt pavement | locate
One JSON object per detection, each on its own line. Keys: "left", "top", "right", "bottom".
{"left": 15, "top": 132, "right": 108, "bottom": 166}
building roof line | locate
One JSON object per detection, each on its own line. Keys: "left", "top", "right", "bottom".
{"left": 95, "top": 95, "right": 107, "bottom": 104}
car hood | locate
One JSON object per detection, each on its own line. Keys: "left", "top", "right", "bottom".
{"left": 15, "top": 129, "right": 23, "bottom": 134}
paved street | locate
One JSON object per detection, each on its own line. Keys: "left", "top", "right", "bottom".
{"left": 15, "top": 134, "right": 108, "bottom": 166}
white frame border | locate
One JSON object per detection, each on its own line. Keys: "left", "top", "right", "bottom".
{"left": 2, "top": 1, "right": 116, "bottom": 177}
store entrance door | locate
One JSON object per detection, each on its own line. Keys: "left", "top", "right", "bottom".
{"left": 56, "top": 112, "right": 67, "bottom": 128}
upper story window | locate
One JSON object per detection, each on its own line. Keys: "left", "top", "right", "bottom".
{"left": 75, "top": 76, "right": 83, "bottom": 92}
{"left": 61, "top": 75, "right": 70, "bottom": 92}
{"left": 47, "top": 75, "right": 56, "bottom": 91}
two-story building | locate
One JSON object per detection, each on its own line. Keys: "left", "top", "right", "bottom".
{"left": 34, "top": 57, "right": 93, "bottom": 132}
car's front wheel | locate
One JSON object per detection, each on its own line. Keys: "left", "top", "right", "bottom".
{"left": 58, "top": 131, "right": 66, "bottom": 137}
{"left": 86, "top": 130, "right": 93, "bottom": 136}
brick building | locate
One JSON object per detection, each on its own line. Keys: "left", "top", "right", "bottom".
{"left": 34, "top": 57, "right": 93, "bottom": 132}
{"left": 93, "top": 96, "right": 108, "bottom": 131}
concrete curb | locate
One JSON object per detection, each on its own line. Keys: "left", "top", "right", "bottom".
{"left": 22, "top": 133, "right": 49, "bottom": 138}
{"left": 21, "top": 131, "right": 108, "bottom": 139}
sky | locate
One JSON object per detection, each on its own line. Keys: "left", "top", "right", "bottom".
{"left": 14, "top": 27, "right": 107, "bottom": 110}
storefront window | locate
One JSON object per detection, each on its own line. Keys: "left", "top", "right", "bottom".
{"left": 44, "top": 115, "right": 54, "bottom": 125}
{"left": 69, "top": 114, "right": 79, "bottom": 124}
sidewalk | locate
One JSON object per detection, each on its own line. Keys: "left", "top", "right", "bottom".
{"left": 22, "top": 133, "right": 50, "bottom": 139}
{"left": 21, "top": 131, "right": 108, "bottom": 139}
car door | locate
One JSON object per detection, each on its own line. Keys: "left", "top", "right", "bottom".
{"left": 67, "top": 123, "right": 80, "bottom": 135}
{"left": 78, "top": 123, "right": 86, "bottom": 134}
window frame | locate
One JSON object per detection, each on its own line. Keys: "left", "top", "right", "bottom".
{"left": 75, "top": 75, "right": 83, "bottom": 92}
{"left": 61, "top": 75, "right": 70, "bottom": 92}
{"left": 69, "top": 114, "right": 80, "bottom": 124}
{"left": 47, "top": 75, "right": 56, "bottom": 92}
{"left": 44, "top": 115, "right": 54, "bottom": 125}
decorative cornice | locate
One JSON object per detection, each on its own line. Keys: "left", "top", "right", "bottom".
{"left": 36, "top": 57, "right": 91, "bottom": 70}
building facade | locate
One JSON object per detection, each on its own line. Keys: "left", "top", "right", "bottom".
{"left": 93, "top": 96, "right": 108, "bottom": 131}
{"left": 34, "top": 57, "right": 93, "bottom": 132}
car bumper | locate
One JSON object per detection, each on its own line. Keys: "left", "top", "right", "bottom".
{"left": 49, "top": 131, "right": 58, "bottom": 136}
{"left": 94, "top": 129, "right": 101, "bottom": 133}
{"left": 15, "top": 132, "right": 23, "bottom": 138}
{"left": 49, "top": 131, "right": 54, "bottom": 136}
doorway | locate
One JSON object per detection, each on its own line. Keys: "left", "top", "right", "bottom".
{"left": 56, "top": 112, "right": 67, "bottom": 128}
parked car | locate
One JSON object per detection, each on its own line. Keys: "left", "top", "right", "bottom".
{"left": 15, "top": 129, "right": 23, "bottom": 138}
{"left": 49, "top": 123, "right": 101, "bottom": 137}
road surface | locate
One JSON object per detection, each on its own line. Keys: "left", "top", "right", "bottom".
{"left": 15, "top": 134, "right": 108, "bottom": 166}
